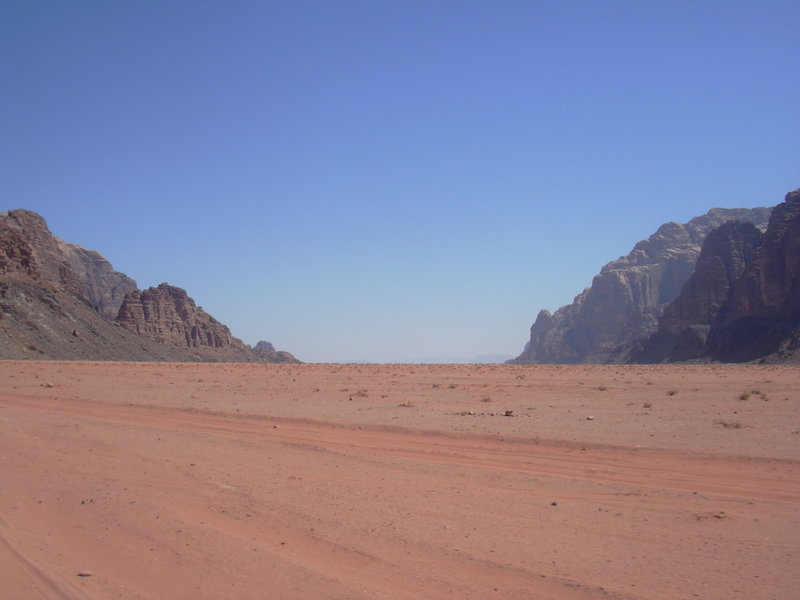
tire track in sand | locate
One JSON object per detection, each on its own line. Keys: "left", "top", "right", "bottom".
{"left": 2, "top": 393, "right": 799, "bottom": 504}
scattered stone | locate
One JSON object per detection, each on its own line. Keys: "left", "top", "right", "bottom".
{"left": 586, "top": 416, "right": 595, "bottom": 420}
{"left": 550, "top": 502, "right": 558, "bottom": 506}
{"left": 77, "top": 571, "right": 92, "bottom": 577}
{"left": 272, "top": 425, "right": 279, "bottom": 429}
{"left": 504, "top": 410, "right": 514, "bottom": 417}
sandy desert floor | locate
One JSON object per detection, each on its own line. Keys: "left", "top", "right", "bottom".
{"left": 0, "top": 361, "right": 798, "bottom": 600}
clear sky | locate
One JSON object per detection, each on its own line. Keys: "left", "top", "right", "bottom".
{"left": 2, "top": 1, "right": 798, "bottom": 362}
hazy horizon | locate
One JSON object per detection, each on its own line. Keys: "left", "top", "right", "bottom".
{"left": 3, "top": 1, "right": 798, "bottom": 362}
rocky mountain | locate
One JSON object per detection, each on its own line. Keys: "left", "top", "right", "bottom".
{"left": 115, "top": 283, "right": 264, "bottom": 362}
{"left": 509, "top": 206, "right": 772, "bottom": 364}
{"left": 253, "top": 340, "right": 300, "bottom": 363}
{"left": 629, "top": 221, "right": 763, "bottom": 362}
{"left": 0, "top": 210, "right": 86, "bottom": 297}
{"left": 0, "top": 209, "right": 298, "bottom": 363}
{"left": 57, "top": 240, "right": 138, "bottom": 319}
{"left": 633, "top": 189, "right": 800, "bottom": 363}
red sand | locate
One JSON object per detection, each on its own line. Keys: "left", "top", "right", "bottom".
{"left": 1, "top": 361, "right": 798, "bottom": 599}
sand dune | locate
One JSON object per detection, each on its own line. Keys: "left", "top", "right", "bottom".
{"left": 1, "top": 362, "right": 798, "bottom": 599}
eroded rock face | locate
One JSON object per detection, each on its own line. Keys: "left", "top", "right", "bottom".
{"left": 0, "top": 211, "right": 213, "bottom": 361}
{"left": 254, "top": 340, "right": 276, "bottom": 353}
{"left": 253, "top": 339, "right": 300, "bottom": 363}
{"left": 1, "top": 210, "right": 138, "bottom": 319}
{"left": 0, "top": 209, "right": 299, "bottom": 362}
{"left": 633, "top": 189, "right": 800, "bottom": 363}
{"left": 510, "top": 206, "right": 772, "bottom": 364}
{"left": 116, "top": 283, "right": 250, "bottom": 350}
{"left": 710, "top": 190, "right": 800, "bottom": 362}
{"left": 0, "top": 210, "right": 84, "bottom": 297}
{"left": 57, "top": 241, "right": 138, "bottom": 320}
{"left": 631, "top": 221, "right": 763, "bottom": 362}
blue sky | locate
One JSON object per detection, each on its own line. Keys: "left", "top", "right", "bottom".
{"left": 2, "top": 1, "right": 798, "bottom": 362}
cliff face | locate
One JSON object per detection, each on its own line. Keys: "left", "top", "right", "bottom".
{"left": 510, "top": 207, "right": 772, "bottom": 364}
{"left": 0, "top": 210, "right": 85, "bottom": 296}
{"left": 633, "top": 189, "right": 800, "bottom": 363}
{"left": 57, "top": 240, "right": 138, "bottom": 319}
{"left": 630, "top": 222, "right": 763, "bottom": 362}
{"left": 115, "top": 283, "right": 261, "bottom": 361}
{"left": 710, "top": 190, "right": 800, "bottom": 362}
{"left": 0, "top": 209, "right": 299, "bottom": 362}
{"left": 0, "top": 210, "right": 196, "bottom": 360}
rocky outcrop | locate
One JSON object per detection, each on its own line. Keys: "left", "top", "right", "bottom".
{"left": 1, "top": 210, "right": 85, "bottom": 297}
{"left": 630, "top": 222, "right": 763, "bottom": 362}
{"left": 510, "top": 206, "right": 772, "bottom": 364}
{"left": 632, "top": 189, "right": 800, "bottom": 363}
{"left": 0, "top": 209, "right": 299, "bottom": 362}
{"left": 57, "top": 241, "right": 138, "bottom": 320}
{"left": 114, "top": 284, "right": 299, "bottom": 362}
{"left": 1, "top": 209, "right": 138, "bottom": 319}
{"left": 0, "top": 278, "right": 210, "bottom": 361}
{"left": 710, "top": 189, "right": 800, "bottom": 362}
{"left": 254, "top": 340, "right": 276, "bottom": 353}
{"left": 253, "top": 340, "right": 300, "bottom": 363}
{"left": 116, "top": 284, "right": 250, "bottom": 350}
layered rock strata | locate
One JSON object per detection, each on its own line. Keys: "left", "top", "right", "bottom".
{"left": 116, "top": 284, "right": 245, "bottom": 349}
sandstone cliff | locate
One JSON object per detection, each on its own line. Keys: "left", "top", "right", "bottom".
{"left": 116, "top": 284, "right": 260, "bottom": 362}
{"left": 630, "top": 222, "right": 763, "bottom": 362}
{"left": 632, "top": 189, "right": 800, "bottom": 363}
{"left": 0, "top": 210, "right": 193, "bottom": 360}
{"left": 57, "top": 240, "right": 138, "bottom": 319}
{"left": 0, "top": 209, "right": 299, "bottom": 362}
{"left": 0, "top": 210, "right": 85, "bottom": 296}
{"left": 509, "top": 206, "right": 772, "bottom": 364}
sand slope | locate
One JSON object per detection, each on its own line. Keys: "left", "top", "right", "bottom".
{"left": 1, "top": 362, "right": 798, "bottom": 599}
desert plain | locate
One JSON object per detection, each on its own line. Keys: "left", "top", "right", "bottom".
{"left": 0, "top": 361, "right": 798, "bottom": 600}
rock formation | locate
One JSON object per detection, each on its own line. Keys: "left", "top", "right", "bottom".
{"left": 0, "top": 209, "right": 299, "bottom": 362}
{"left": 57, "top": 240, "right": 138, "bottom": 319}
{"left": 116, "top": 284, "right": 248, "bottom": 349}
{"left": 630, "top": 222, "right": 763, "bottom": 362}
{"left": 253, "top": 339, "right": 300, "bottom": 363}
{"left": 632, "top": 189, "right": 800, "bottom": 363}
{"left": 509, "top": 206, "right": 772, "bottom": 364}
{"left": 0, "top": 210, "right": 85, "bottom": 296}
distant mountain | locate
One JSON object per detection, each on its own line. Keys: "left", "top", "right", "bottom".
{"left": 632, "top": 189, "right": 800, "bottom": 363}
{"left": 509, "top": 206, "right": 772, "bottom": 364}
{"left": 253, "top": 340, "right": 299, "bottom": 363}
{"left": 0, "top": 209, "right": 298, "bottom": 362}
